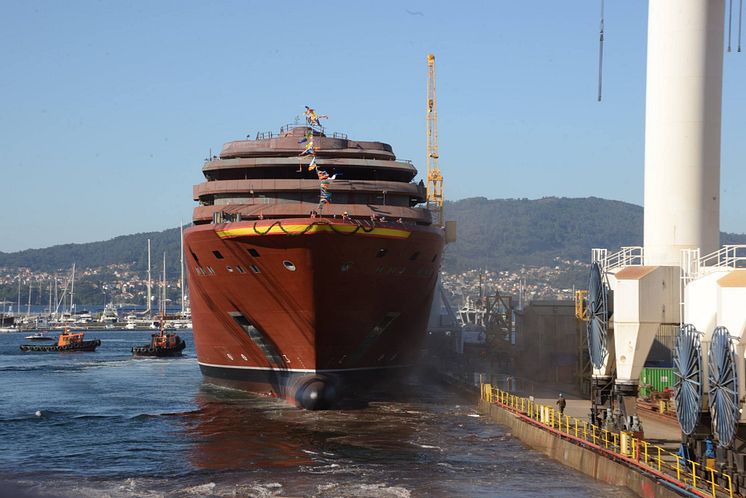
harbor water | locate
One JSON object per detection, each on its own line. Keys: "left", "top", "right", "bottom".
{"left": 0, "top": 330, "right": 633, "bottom": 497}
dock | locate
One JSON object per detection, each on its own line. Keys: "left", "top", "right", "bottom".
{"left": 479, "top": 384, "right": 735, "bottom": 498}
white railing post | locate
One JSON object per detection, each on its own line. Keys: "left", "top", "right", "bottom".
{"left": 592, "top": 248, "right": 608, "bottom": 269}
{"left": 595, "top": 246, "right": 643, "bottom": 273}
{"left": 679, "top": 245, "right": 746, "bottom": 327}
{"left": 680, "top": 248, "right": 699, "bottom": 327}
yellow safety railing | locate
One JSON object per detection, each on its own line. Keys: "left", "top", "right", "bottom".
{"left": 480, "top": 384, "right": 734, "bottom": 498}
{"left": 574, "top": 290, "right": 589, "bottom": 321}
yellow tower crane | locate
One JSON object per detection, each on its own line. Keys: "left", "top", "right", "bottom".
{"left": 426, "top": 53, "right": 444, "bottom": 227}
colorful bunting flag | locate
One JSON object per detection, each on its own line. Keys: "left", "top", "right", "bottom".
{"left": 297, "top": 107, "right": 333, "bottom": 210}
{"left": 299, "top": 141, "right": 315, "bottom": 156}
{"left": 305, "top": 106, "right": 328, "bottom": 128}
{"left": 317, "top": 168, "right": 332, "bottom": 208}
{"left": 298, "top": 130, "right": 312, "bottom": 144}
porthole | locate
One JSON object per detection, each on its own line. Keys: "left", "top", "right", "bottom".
{"left": 340, "top": 262, "right": 352, "bottom": 272}
{"left": 226, "top": 266, "right": 234, "bottom": 272}
{"left": 431, "top": 254, "right": 438, "bottom": 262}
{"left": 249, "top": 264, "right": 261, "bottom": 273}
{"left": 283, "top": 260, "right": 297, "bottom": 271}
{"left": 240, "top": 354, "right": 248, "bottom": 361}
{"left": 236, "top": 265, "right": 246, "bottom": 273}
{"left": 213, "top": 250, "right": 224, "bottom": 259}
{"left": 376, "top": 249, "right": 387, "bottom": 258}
{"left": 206, "top": 266, "right": 215, "bottom": 275}
{"left": 226, "top": 353, "right": 234, "bottom": 360}
{"left": 248, "top": 248, "right": 260, "bottom": 257}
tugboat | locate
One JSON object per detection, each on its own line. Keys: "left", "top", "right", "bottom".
{"left": 20, "top": 327, "right": 101, "bottom": 352}
{"left": 131, "top": 318, "right": 186, "bottom": 358}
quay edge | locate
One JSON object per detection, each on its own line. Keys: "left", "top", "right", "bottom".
{"left": 477, "top": 398, "right": 695, "bottom": 498}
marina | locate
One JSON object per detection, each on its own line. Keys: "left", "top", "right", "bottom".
{"left": 0, "top": 306, "right": 192, "bottom": 332}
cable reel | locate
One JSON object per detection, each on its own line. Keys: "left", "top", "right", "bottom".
{"left": 708, "top": 326, "right": 740, "bottom": 447}
{"left": 587, "top": 262, "right": 609, "bottom": 370}
{"left": 673, "top": 324, "right": 703, "bottom": 435}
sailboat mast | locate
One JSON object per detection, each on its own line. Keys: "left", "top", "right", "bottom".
{"left": 27, "top": 280, "right": 31, "bottom": 316}
{"left": 70, "top": 263, "right": 75, "bottom": 314}
{"left": 16, "top": 275, "right": 21, "bottom": 316}
{"left": 147, "top": 239, "right": 152, "bottom": 316}
{"left": 53, "top": 275, "right": 58, "bottom": 317}
{"left": 162, "top": 251, "right": 166, "bottom": 317}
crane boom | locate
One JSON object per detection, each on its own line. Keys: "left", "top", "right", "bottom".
{"left": 426, "top": 53, "right": 444, "bottom": 227}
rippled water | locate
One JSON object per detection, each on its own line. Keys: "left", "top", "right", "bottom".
{"left": 0, "top": 331, "right": 633, "bottom": 497}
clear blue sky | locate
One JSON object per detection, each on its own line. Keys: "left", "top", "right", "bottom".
{"left": 1, "top": 0, "right": 745, "bottom": 252}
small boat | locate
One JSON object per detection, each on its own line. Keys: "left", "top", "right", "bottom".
{"left": 25, "top": 332, "right": 55, "bottom": 341}
{"left": 20, "top": 327, "right": 101, "bottom": 352}
{"left": 132, "top": 318, "right": 186, "bottom": 358}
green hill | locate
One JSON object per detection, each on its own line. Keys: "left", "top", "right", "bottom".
{"left": 443, "top": 196, "right": 643, "bottom": 271}
{"left": 0, "top": 228, "right": 183, "bottom": 274}
{"left": 443, "top": 196, "right": 746, "bottom": 271}
{"left": 1, "top": 197, "right": 744, "bottom": 274}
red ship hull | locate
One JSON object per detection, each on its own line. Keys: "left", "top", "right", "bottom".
{"left": 185, "top": 218, "right": 444, "bottom": 408}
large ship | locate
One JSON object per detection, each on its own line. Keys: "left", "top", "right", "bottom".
{"left": 184, "top": 117, "right": 445, "bottom": 408}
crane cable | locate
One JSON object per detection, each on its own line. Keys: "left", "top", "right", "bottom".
{"left": 739, "top": 0, "right": 743, "bottom": 52}
{"left": 728, "top": 0, "right": 743, "bottom": 53}
{"left": 728, "top": 0, "right": 733, "bottom": 52}
{"left": 597, "top": 0, "right": 605, "bottom": 102}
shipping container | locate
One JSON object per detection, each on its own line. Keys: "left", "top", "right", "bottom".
{"left": 639, "top": 367, "right": 675, "bottom": 397}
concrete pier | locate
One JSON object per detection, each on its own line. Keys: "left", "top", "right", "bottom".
{"left": 478, "top": 398, "right": 680, "bottom": 497}
{"left": 478, "top": 386, "right": 734, "bottom": 498}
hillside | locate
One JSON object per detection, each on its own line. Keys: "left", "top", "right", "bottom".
{"left": 443, "top": 197, "right": 642, "bottom": 271}
{"left": 0, "top": 228, "right": 183, "bottom": 274}
{"left": 1, "top": 197, "right": 745, "bottom": 275}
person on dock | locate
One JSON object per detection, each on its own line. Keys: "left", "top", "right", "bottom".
{"left": 556, "top": 394, "right": 566, "bottom": 416}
